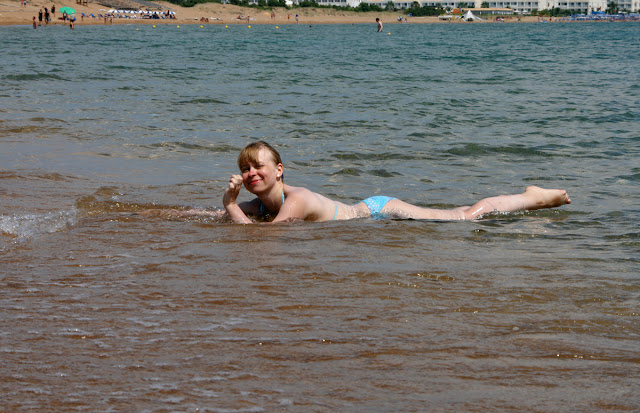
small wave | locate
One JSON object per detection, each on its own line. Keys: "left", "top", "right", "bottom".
{"left": 145, "top": 142, "right": 237, "bottom": 153}
{"left": 4, "top": 73, "right": 68, "bottom": 81}
{"left": 332, "top": 168, "right": 362, "bottom": 176}
{"left": 604, "top": 232, "right": 640, "bottom": 243}
{"left": 76, "top": 193, "right": 147, "bottom": 215}
{"left": 28, "top": 117, "right": 66, "bottom": 123}
{"left": 0, "top": 171, "right": 72, "bottom": 182}
{"left": 446, "top": 143, "right": 553, "bottom": 158}
{"left": 3, "top": 126, "right": 40, "bottom": 134}
{"left": 175, "top": 98, "right": 229, "bottom": 105}
{"left": 616, "top": 173, "right": 640, "bottom": 182}
{"left": 0, "top": 208, "right": 78, "bottom": 242}
{"left": 104, "top": 65, "right": 135, "bottom": 70}
{"left": 331, "top": 152, "right": 423, "bottom": 161}
{"left": 0, "top": 171, "right": 19, "bottom": 179}
{"left": 0, "top": 125, "right": 65, "bottom": 137}
{"left": 116, "top": 86, "right": 146, "bottom": 91}
{"left": 369, "top": 169, "right": 402, "bottom": 178}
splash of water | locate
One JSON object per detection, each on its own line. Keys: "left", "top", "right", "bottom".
{"left": 0, "top": 208, "right": 78, "bottom": 242}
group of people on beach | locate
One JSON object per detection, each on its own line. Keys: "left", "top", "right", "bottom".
{"left": 33, "top": 3, "right": 75, "bottom": 29}
{"left": 32, "top": 5, "right": 176, "bottom": 28}
{"left": 35, "top": 4, "right": 52, "bottom": 27}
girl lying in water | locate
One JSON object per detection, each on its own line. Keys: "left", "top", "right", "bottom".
{"left": 220, "top": 141, "right": 570, "bottom": 224}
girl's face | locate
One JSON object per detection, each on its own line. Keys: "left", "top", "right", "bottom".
{"left": 240, "top": 148, "right": 283, "bottom": 194}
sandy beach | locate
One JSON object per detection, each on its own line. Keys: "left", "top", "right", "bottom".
{"left": 1, "top": 0, "right": 544, "bottom": 26}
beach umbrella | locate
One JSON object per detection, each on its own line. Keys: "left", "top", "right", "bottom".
{"left": 59, "top": 6, "right": 75, "bottom": 14}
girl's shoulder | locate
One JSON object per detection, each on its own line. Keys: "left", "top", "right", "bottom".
{"left": 284, "top": 185, "right": 320, "bottom": 202}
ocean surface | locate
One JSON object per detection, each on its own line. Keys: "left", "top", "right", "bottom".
{"left": 1, "top": 21, "right": 639, "bottom": 411}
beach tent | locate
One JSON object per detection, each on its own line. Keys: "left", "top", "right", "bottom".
{"left": 463, "top": 10, "right": 481, "bottom": 21}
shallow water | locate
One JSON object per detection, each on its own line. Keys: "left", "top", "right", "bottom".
{"left": 1, "top": 22, "right": 639, "bottom": 411}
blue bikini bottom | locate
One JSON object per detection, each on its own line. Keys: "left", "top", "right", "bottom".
{"left": 361, "top": 196, "right": 396, "bottom": 218}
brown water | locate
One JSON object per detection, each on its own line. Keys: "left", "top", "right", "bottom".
{"left": 2, "top": 178, "right": 638, "bottom": 411}
{"left": 2, "top": 23, "right": 640, "bottom": 411}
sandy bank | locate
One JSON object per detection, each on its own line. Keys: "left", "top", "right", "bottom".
{"left": 1, "top": 0, "right": 546, "bottom": 27}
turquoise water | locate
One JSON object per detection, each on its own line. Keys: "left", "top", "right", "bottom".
{"left": 1, "top": 22, "right": 639, "bottom": 411}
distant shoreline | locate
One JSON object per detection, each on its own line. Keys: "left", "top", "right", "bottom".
{"left": 1, "top": 0, "right": 622, "bottom": 27}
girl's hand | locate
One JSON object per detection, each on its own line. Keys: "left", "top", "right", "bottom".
{"left": 223, "top": 174, "right": 243, "bottom": 207}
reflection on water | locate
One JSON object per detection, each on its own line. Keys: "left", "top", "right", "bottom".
{"left": 1, "top": 22, "right": 639, "bottom": 411}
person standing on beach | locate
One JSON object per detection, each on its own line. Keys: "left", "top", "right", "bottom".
{"left": 295, "top": 14, "right": 299, "bottom": 23}
{"left": 33, "top": 16, "right": 37, "bottom": 28}
{"left": 51, "top": 3, "right": 55, "bottom": 18}
{"left": 376, "top": 18, "right": 383, "bottom": 32}
{"left": 44, "top": 7, "right": 49, "bottom": 24}
{"left": 38, "top": 8, "right": 43, "bottom": 24}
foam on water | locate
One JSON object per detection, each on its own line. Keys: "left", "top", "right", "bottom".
{"left": 0, "top": 208, "right": 78, "bottom": 242}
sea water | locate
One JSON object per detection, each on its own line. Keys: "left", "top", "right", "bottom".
{"left": 1, "top": 22, "right": 639, "bottom": 411}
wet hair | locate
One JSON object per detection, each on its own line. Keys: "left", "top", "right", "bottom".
{"left": 237, "top": 141, "right": 284, "bottom": 180}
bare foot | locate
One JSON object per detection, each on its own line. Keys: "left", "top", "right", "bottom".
{"left": 524, "top": 186, "right": 571, "bottom": 210}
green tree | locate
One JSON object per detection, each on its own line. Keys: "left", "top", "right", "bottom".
{"left": 606, "top": 0, "right": 617, "bottom": 13}
{"left": 299, "top": 0, "right": 319, "bottom": 7}
{"left": 386, "top": 0, "right": 396, "bottom": 10}
{"left": 481, "top": 1, "right": 489, "bottom": 7}
{"left": 405, "top": 2, "right": 445, "bottom": 16}
{"left": 357, "top": 2, "right": 383, "bottom": 11}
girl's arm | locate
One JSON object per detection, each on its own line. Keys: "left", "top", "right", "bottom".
{"left": 223, "top": 174, "right": 254, "bottom": 224}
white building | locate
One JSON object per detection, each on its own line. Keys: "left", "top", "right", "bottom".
{"left": 625, "top": 0, "right": 640, "bottom": 11}
{"left": 303, "top": 0, "right": 638, "bottom": 12}
{"left": 315, "top": 0, "right": 359, "bottom": 7}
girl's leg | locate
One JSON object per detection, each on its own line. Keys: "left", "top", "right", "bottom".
{"left": 381, "top": 199, "right": 467, "bottom": 220}
{"left": 381, "top": 186, "right": 570, "bottom": 221}
{"left": 462, "top": 186, "right": 570, "bottom": 220}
